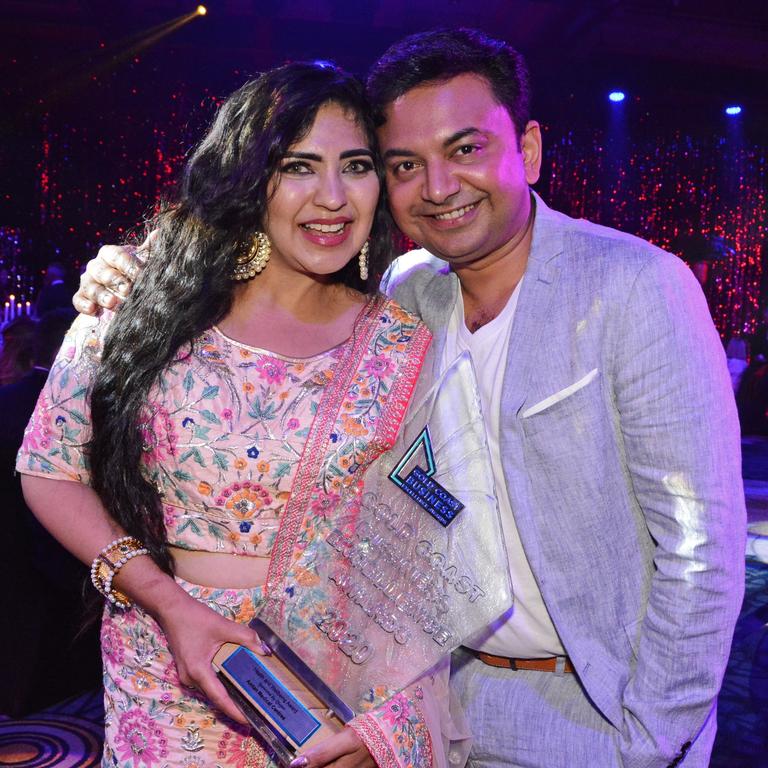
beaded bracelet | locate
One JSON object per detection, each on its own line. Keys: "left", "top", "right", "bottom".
{"left": 90, "top": 535, "right": 149, "bottom": 609}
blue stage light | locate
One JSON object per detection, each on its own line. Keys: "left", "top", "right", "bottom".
{"left": 725, "top": 105, "right": 742, "bottom": 116}
{"left": 608, "top": 91, "right": 626, "bottom": 103}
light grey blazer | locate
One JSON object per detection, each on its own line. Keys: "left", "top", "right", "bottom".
{"left": 383, "top": 193, "right": 746, "bottom": 768}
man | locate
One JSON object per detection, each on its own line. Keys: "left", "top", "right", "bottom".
{"left": 74, "top": 29, "right": 744, "bottom": 768}
{"left": 35, "top": 261, "right": 75, "bottom": 317}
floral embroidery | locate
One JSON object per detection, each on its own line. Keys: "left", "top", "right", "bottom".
{"left": 254, "top": 357, "right": 288, "bottom": 385}
{"left": 217, "top": 481, "right": 273, "bottom": 518}
{"left": 217, "top": 731, "right": 272, "bottom": 768}
{"left": 380, "top": 693, "right": 411, "bottom": 729}
{"left": 101, "top": 619, "right": 125, "bottom": 666}
{"left": 351, "top": 688, "right": 434, "bottom": 768}
{"left": 139, "top": 401, "right": 178, "bottom": 464}
{"left": 114, "top": 709, "right": 169, "bottom": 766}
{"left": 310, "top": 489, "right": 340, "bottom": 517}
{"left": 364, "top": 353, "right": 396, "bottom": 379}
{"left": 17, "top": 300, "right": 433, "bottom": 768}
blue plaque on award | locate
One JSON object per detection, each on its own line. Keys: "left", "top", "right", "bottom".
{"left": 212, "top": 617, "right": 355, "bottom": 767}
{"left": 221, "top": 647, "right": 321, "bottom": 746}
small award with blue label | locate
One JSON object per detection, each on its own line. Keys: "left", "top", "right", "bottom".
{"left": 213, "top": 617, "right": 354, "bottom": 765}
{"left": 214, "top": 353, "right": 512, "bottom": 766}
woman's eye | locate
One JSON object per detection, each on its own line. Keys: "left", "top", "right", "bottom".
{"left": 345, "top": 159, "right": 374, "bottom": 174}
{"left": 281, "top": 161, "right": 312, "bottom": 175}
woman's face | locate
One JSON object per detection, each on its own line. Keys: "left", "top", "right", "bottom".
{"left": 263, "top": 102, "right": 380, "bottom": 280}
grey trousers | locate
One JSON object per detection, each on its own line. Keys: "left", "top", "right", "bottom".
{"left": 450, "top": 649, "right": 621, "bottom": 768}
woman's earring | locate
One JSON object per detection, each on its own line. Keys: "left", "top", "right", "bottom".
{"left": 358, "top": 240, "right": 369, "bottom": 282}
{"left": 232, "top": 232, "right": 271, "bottom": 281}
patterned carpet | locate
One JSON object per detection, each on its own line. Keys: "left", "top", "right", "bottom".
{"left": 710, "top": 557, "right": 768, "bottom": 768}
{"left": 0, "top": 693, "right": 102, "bottom": 767}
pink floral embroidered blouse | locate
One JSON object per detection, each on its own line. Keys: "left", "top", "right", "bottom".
{"left": 16, "top": 298, "right": 427, "bottom": 560}
{"left": 16, "top": 297, "right": 454, "bottom": 768}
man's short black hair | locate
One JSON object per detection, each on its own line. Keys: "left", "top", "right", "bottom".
{"left": 367, "top": 28, "right": 531, "bottom": 141}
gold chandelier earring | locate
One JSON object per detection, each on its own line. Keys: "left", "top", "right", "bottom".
{"left": 232, "top": 232, "right": 271, "bottom": 281}
{"left": 358, "top": 240, "right": 369, "bottom": 282}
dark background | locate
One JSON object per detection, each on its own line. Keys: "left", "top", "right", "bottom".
{"left": 2, "top": 0, "right": 767, "bottom": 337}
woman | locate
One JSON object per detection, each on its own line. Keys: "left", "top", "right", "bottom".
{"left": 17, "top": 62, "right": 444, "bottom": 768}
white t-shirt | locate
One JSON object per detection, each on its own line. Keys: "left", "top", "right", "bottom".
{"left": 442, "top": 279, "right": 565, "bottom": 658}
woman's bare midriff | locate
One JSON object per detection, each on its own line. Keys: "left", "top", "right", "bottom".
{"left": 170, "top": 546, "right": 270, "bottom": 588}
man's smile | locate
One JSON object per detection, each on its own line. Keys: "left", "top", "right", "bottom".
{"left": 432, "top": 202, "right": 479, "bottom": 221}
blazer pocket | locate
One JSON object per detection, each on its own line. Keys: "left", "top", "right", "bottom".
{"left": 623, "top": 617, "right": 643, "bottom": 659}
{"left": 521, "top": 368, "right": 599, "bottom": 418}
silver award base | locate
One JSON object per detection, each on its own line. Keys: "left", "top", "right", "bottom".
{"left": 212, "top": 617, "right": 354, "bottom": 767}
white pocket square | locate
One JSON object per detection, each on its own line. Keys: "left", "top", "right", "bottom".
{"left": 521, "top": 368, "right": 599, "bottom": 418}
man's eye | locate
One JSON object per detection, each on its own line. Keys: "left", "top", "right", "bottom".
{"left": 394, "top": 160, "right": 417, "bottom": 174}
{"left": 455, "top": 144, "right": 478, "bottom": 156}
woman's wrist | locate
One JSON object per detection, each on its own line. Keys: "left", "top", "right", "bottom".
{"left": 111, "top": 552, "right": 189, "bottom": 621}
{"left": 90, "top": 536, "right": 149, "bottom": 608}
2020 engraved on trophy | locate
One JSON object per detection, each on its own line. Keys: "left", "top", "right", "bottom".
{"left": 213, "top": 353, "right": 512, "bottom": 765}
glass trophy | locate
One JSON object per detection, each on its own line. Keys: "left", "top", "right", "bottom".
{"left": 213, "top": 352, "right": 512, "bottom": 765}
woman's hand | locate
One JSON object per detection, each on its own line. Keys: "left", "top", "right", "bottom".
{"left": 152, "top": 584, "right": 269, "bottom": 725}
{"left": 290, "top": 728, "right": 375, "bottom": 768}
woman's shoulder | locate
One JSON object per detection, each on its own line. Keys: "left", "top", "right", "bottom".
{"left": 356, "top": 294, "right": 432, "bottom": 365}
{"left": 52, "top": 309, "right": 116, "bottom": 368}
{"left": 376, "top": 294, "right": 429, "bottom": 334}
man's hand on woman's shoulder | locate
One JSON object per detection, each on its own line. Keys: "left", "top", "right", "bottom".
{"left": 73, "top": 234, "right": 153, "bottom": 315}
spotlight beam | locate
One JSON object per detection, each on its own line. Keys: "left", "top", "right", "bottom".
{"left": 14, "top": 8, "right": 207, "bottom": 121}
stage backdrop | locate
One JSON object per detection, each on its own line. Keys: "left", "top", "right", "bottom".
{"left": 2, "top": 67, "right": 765, "bottom": 340}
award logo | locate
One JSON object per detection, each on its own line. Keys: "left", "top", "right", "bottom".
{"left": 388, "top": 426, "right": 464, "bottom": 527}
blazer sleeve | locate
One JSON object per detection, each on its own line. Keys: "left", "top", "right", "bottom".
{"left": 610, "top": 253, "right": 745, "bottom": 768}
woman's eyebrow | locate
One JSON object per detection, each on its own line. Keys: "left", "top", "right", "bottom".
{"left": 283, "top": 149, "right": 373, "bottom": 161}
{"left": 283, "top": 151, "right": 321, "bottom": 161}
{"left": 340, "top": 148, "right": 374, "bottom": 159}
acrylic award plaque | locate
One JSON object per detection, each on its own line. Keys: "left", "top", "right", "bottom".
{"left": 213, "top": 352, "right": 512, "bottom": 765}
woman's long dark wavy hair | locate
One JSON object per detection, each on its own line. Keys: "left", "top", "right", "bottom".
{"left": 88, "top": 61, "right": 394, "bottom": 574}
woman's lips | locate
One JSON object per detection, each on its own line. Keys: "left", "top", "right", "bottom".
{"left": 299, "top": 219, "right": 353, "bottom": 247}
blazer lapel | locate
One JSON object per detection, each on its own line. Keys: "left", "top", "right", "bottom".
{"left": 501, "top": 193, "right": 565, "bottom": 415}
{"left": 422, "top": 272, "right": 458, "bottom": 382}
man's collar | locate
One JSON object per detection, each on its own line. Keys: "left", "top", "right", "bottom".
{"left": 527, "top": 189, "right": 565, "bottom": 268}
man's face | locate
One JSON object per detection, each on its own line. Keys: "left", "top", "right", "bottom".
{"left": 378, "top": 73, "right": 541, "bottom": 268}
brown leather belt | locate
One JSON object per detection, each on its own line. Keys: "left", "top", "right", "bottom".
{"left": 466, "top": 648, "right": 575, "bottom": 674}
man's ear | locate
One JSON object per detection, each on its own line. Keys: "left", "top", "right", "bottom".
{"left": 521, "top": 120, "right": 542, "bottom": 185}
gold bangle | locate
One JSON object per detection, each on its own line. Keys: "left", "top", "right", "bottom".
{"left": 90, "top": 535, "right": 148, "bottom": 609}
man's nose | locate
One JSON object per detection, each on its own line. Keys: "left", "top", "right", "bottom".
{"left": 315, "top": 172, "right": 347, "bottom": 210}
{"left": 422, "top": 162, "right": 460, "bottom": 204}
